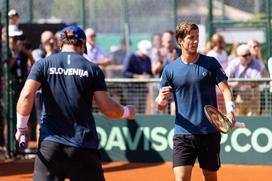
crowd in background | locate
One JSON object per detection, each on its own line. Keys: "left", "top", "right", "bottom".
{"left": 1, "top": 9, "right": 272, "bottom": 160}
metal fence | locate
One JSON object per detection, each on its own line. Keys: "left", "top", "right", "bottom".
{"left": 92, "top": 78, "right": 272, "bottom": 116}
{"left": 1, "top": 0, "right": 271, "bottom": 55}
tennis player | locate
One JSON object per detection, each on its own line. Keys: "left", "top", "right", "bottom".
{"left": 156, "top": 22, "right": 236, "bottom": 181}
{"left": 15, "top": 25, "right": 135, "bottom": 181}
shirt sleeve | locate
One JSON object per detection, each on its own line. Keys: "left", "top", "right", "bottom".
{"left": 160, "top": 65, "right": 171, "bottom": 88}
{"left": 122, "top": 54, "right": 133, "bottom": 78}
{"left": 93, "top": 66, "right": 107, "bottom": 91}
{"left": 96, "top": 47, "right": 108, "bottom": 60}
{"left": 211, "top": 58, "right": 228, "bottom": 84}
{"left": 27, "top": 60, "right": 44, "bottom": 83}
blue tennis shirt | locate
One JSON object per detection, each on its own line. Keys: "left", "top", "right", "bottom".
{"left": 160, "top": 54, "right": 228, "bottom": 134}
{"left": 28, "top": 52, "right": 107, "bottom": 148}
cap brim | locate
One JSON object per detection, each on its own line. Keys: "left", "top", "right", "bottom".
{"left": 9, "top": 31, "right": 23, "bottom": 37}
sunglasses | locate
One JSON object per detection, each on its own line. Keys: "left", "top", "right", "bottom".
{"left": 242, "top": 53, "right": 251, "bottom": 57}
{"left": 90, "top": 34, "right": 96, "bottom": 38}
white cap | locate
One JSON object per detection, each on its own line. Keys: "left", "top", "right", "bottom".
{"left": 137, "top": 40, "right": 152, "bottom": 56}
{"left": 8, "top": 9, "right": 19, "bottom": 17}
{"left": 237, "top": 44, "right": 250, "bottom": 56}
{"left": 8, "top": 25, "right": 23, "bottom": 37}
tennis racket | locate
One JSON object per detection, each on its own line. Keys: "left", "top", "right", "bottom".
{"left": 204, "top": 105, "right": 246, "bottom": 134}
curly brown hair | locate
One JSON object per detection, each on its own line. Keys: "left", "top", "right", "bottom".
{"left": 175, "top": 22, "right": 199, "bottom": 45}
{"left": 59, "top": 30, "right": 85, "bottom": 47}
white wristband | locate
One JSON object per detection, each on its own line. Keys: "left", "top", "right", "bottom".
{"left": 122, "top": 106, "right": 130, "bottom": 118}
{"left": 155, "top": 96, "right": 167, "bottom": 106}
{"left": 16, "top": 113, "right": 29, "bottom": 129}
{"left": 225, "top": 101, "right": 236, "bottom": 113}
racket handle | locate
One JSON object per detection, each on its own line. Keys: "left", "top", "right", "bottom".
{"left": 19, "top": 135, "right": 27, "bottom": 149}
{"left": 234, "top": 122, "right": 246, "bottom": 128}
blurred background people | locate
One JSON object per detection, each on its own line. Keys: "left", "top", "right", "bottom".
{"left": 228, "top": 42, "right": 240, "bottom": 62}
{"left": 151, "top": 30, "right": 180, "bottom": 77}
{"left": 123, "top": 40, "right": 153, "bottom": 114}
{"left": 207, "top": 33, "right": 229, "bottom": 70}
{"left": 248, "top": 40, "right": 268, "bottom": 115}
{"left": 8, "top": 24, "right": 36, "bottom": 151}
{"left": 247, "top": 40, "right": 268, "bottom": 77}
{"left": 107, "top": 38, "right": 129, "bottom": 78}
{"left": 32, "top": 30, "right": 59, "bottom": 61}
{"left": 203, "top": 40, "right": 213, "bottom": 55}
{"left": 225, "top": 44, "right": 262, "bottom": 116}
{"left": 8, "top": 9, "right": 20, "bottom": 27}
{"left": 268, "top": 57, "right": 272, "bottom": 114}
{"left": 269, "top": 57, "right": 272, "bottom": 93}
{"left": 85, "top": 28, "right": 111, "bottom": 67}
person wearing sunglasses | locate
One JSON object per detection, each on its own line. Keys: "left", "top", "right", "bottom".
{"left": 225, "top": 44, "right": 262, "bottom": 116}
{"left": 85, "top": 28, "right": 111, "bottom": 68}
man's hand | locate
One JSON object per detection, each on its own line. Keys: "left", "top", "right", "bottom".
{"left": 225, "top": 112, "right": 236, "bottom": 127}
{"left": 156, "top": 86, "right": 172, "bottom": 110}
{"left": 126, "top": 105, "right": 136, "bottom": 120}
{"left": 15, "top": 127, "right": 28, "bottom": 141}
{"left": 158, "top": 86, "right": 172, "bottom": 101}
{"left": 15, "top": 127, "right": 29, "bottom": 148}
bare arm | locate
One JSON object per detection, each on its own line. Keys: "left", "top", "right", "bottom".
{"left": 93, "top": 57, "right": 112, "bottom": 66}
{"left": 17, "top": 80, "right": 41, "bottom": 116}
{"left": 94, "top": 91, "right": 135, "bottom": 120}
{"left": 217, "top": 80, "right": 233, "bottom": 103}
{"left": 217, "top": 80, "right": 236, "bottom": 126}
{"left": 15, "top": 79, "right": 41, "bottom": 141}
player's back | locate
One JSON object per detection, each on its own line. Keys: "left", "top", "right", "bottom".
{"left": 28, "top": 51, "right": 107, "bottom": 148}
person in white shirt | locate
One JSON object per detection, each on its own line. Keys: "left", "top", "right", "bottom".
{"left": 207, "top": 33, "right": 229, "bottom": 70}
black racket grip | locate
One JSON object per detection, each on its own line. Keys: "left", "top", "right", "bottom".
{"left": 19, "top": 135, "right": 27, "bottom": 149}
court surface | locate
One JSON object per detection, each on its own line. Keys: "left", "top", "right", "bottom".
{"left": 0, "top": 159, "right": 271, "bottom": 181}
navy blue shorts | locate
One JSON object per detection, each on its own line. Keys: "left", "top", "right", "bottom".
{"left": 33, "top": 140, "right": 105, "bottom": 181}
{"left": 173, "top": 133, "right": 221, "bottom": 171}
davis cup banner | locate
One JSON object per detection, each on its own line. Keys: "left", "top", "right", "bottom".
{"left": 94, "top": 115, "right": 272, "bottom": 165}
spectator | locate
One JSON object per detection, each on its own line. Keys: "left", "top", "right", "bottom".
{"left": 106, "top": 38, "right": 129, "bottom": 78}
{"left": 150, "top": 33, "right": 162, "bottom": 77}
{"left": 8, "top": 26, "right": 35, "bottom": 151}
{"left": 207, "top": 33, "right": 229, "bottom": 70}
{"left": 123, "top": 40, "right": 153, "bottom": 114}
{"left": 8, "top": 9, "right": 20, "bottom": 27}
{"left": 152, "top": 30, "right": 181, "bottom": 77}
{"left": 267, "top": 57, "right": 272, "bottom": 114}
{"left": 32, "top": 30, "right": 59, "bottom": 61}
{"left": 247, "top": 40, "right": 268, "bottom": 77}
{"left": 9, "top": 27, "right": 34, "bottom": 85}
{"left": 1, "top": 9, "right": 21, "bottom": 43}
{"left": 269, "top": 57, "right": 272, "bottom": 93}
{"left": 151, "top": 33, "right": 162, "bottom": 50}
{"left": 85, "top": 28, "right": 111, "bottom": 67}
{"left": 248, "top": 40, "right": 269, "bottom": 115}
{"left": 228, "top": 42, "right": 240, "bottom": 62}
{"left": 203, "top": 40, "right": 213, "bottom": 55}
{"left": 225, "top": 44, "right": 262, "bottom": 116}
{"left": 123, "top": 40, "right": 152, "bottom": 79}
